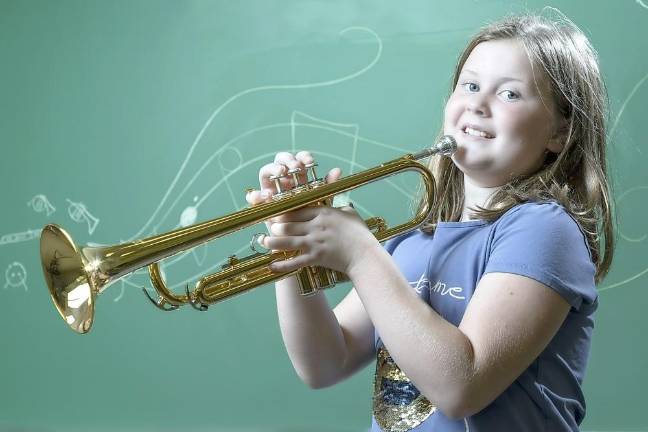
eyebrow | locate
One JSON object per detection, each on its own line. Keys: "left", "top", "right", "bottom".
{"left": 461, "top": 69, "right": 525, "bottom": 84}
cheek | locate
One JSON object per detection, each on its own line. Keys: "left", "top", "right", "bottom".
{"left": 496, "top": 105, "right": 525, "bottom": 131}
{"left": 443, "top": 94, "right": 462, "bottom": 129}
{"left": 493, "top": 108, "right": 552, "bottom": 172}
{"left": 495, "top": 107, "right": 541, "bottom": 147}
{"left": 499, "top": 104, "right": 552, "bottom": 138}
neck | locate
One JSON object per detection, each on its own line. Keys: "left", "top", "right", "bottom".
{"left": 461, "top": 176, "right": 502, "bottom": 221}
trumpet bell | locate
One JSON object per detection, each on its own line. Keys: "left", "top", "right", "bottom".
{"left": 40, "top": 224, "right": 96, "bottom": 334}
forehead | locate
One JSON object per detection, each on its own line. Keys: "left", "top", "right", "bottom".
{"left": 461, "top": 39, "right": 537, "bottom": 83}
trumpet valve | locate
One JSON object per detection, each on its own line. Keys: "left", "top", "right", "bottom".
{"left": 287, "top": 167, "right": 303, "bottom": 187}
{"left": 304, "top": 162, "right": 320, "bottom": 182}
{"left": 268, "top": 173, "right": 286, "bottom": 194}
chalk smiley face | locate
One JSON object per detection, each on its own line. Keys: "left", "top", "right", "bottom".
{"left": 5, "top": 262, "right": 27, "bottom": 291}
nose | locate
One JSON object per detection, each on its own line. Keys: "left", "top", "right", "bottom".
{"left": 466, "top": 94, "right": 490, "bottom": 117}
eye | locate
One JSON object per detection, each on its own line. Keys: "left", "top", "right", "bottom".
{"left": 499, "top": 90, "right": 520, "bottom": 101}
{"left": 461, "top": 82, "right": 479, "bottom": 93}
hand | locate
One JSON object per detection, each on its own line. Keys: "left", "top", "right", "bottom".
{"left": 245, "top": 150, "right": 341, "bottom": 231}
{"left": 244, "top": 151, "right": 378, "bottom": 274}
{"left": 262, "top": 204, "right": 378, "bottom": 275}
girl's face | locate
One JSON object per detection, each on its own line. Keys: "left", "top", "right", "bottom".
{"left": 443, "top": 39, "right": 563, "bottom": 187}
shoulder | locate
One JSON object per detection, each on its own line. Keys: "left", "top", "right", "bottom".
{"left": 383, "top": 229, "right": 426, "bottom": 255}
{"left": 493, "top": 201, "right": 592, "bottom": 259}
{"left": 486, "top": 201, "right": 597, "bottom": 309}
{"left": 498, "top": 201, "right": 577, "bottom": 226}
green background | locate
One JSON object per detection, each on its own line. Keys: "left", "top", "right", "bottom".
{"left": 1, "top": 1, "right": 646, "bottom": 431}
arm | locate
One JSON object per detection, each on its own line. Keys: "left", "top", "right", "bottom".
{"left": 247, "top": 151, "right": 375, "bottom": 389}
{"left": 255, "top": 152, "right": 574, "bottom": 415}
{"left": 267, "top": 206, "right": 572, "bottom": 418}
{"left": 347, "top": 245, "right": 570, "bottom": 418}
{"left": 275, "top": 278, "right": 375, "bottom": 388}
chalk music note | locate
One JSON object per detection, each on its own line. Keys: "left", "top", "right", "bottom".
{"left": 66, "top": 199, "right": 100, "bottom": 235}
{"left": 180, "top": 205, "right": 198, "bottom": 227}
{"left": 27, "top": 194, "right": 56, "bottom": 216}
{"left": 179, "top": 197, "right": 208, "bottom": 265}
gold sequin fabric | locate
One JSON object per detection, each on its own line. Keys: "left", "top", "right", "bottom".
{"left": 373, "top": 347, "right": 436, "bottom": 431}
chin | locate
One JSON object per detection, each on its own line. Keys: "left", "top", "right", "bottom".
{"left": 451, "top": 148, "right": 490, "bottom": 171}
{"left": 450, "top": 156, "right": 503, "bottom": 186}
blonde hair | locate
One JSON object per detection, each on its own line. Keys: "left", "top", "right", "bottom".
{"left": 420, "top": 13, "right": 614, "bottom": 282}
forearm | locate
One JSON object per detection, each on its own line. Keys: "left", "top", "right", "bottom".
{"left": 347, "top": 243, "right": 476, "bottom": 416}
{"left": 275, "top": 275, "right": 348, "bottom": 388}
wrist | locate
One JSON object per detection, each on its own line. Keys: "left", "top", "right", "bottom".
{"left": 345, "top": 238, "right": 385, "bottom": 279}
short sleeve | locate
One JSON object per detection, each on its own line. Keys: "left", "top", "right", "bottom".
{"left": 383, "top": 230, "right": 417, "bottom": 255}
{"left": 484, "top": 202, "right": 597, "bottom": 310}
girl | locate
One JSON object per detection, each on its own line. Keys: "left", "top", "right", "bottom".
{"left": 245, "top": 13, "right": 614, "bottom": 432}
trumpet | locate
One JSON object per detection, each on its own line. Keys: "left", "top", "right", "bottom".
{"left": 40, "top": 136, "right": 456, "bottom": 334}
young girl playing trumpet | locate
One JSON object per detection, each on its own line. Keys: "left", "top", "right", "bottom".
{"left": 246, "top": 13, "right": 613, "bottom": 432}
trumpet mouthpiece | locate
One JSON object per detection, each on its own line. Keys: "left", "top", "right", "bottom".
{"left": 433, "top": 135, "right": 457, "bottom": 156}
{"left": 412, "top": 135, "right": 457, "bottom": 161}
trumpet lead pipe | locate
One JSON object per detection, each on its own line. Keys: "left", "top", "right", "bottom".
{"left": 412, "top": 135, "right": 457, "bottom": 161}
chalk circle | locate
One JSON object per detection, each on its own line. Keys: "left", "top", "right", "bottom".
{"left": 218, "top": 147, "right": 244, "bottom": 172}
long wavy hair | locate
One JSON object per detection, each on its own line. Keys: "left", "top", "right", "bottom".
{"left": 419, "top": 14, "right": 614, "bottom": 282}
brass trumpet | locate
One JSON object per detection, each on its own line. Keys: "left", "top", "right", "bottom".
{"left": 40, "top": 136, "right": 456, "bottom": 334}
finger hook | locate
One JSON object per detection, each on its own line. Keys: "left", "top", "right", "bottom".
{"left": 250, "top": 233, "right": 269, "bottom": 254}
{"left": 142, "top": 287, "right": 179, "bottom": 311}
{"left": 186, "top": 284, "right": 208, "bottom": 311}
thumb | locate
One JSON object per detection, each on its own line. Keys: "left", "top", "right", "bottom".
{"left": 338, "top": 202, "right": 358, "bottom": 215}
{"left": 325, "top": 167, "right": 342, "bottom": 184}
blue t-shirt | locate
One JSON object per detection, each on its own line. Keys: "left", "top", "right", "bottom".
{"left": 371, "top": 202, "right": 597, "bottom": 432}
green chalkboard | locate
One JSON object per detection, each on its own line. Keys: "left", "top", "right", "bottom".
{"left": 1, "top": 1, "right": 646, "bottom": 431}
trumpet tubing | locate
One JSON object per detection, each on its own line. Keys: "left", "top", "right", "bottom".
{"left": 40, "top": 136, "right": 457, "bottom": 334}
{"left": 188, "top": 216, "right": 387, "bottom": 305}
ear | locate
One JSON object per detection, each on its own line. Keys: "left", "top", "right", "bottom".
{"left": 547, "top": 117, "right": 569, "bottom": 154}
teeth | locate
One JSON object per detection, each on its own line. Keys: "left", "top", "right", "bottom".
{"left": 464, "top": 126, "right": 492, "bottom": 138}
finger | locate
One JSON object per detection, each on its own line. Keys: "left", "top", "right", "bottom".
{"left": 272, "top": 206, "right": 322, "bottom": 223}
{"left": 274, "top": 152, "right": 302, "bottom": 183}
{"left": 274, "top": 151, "right": 297, "bottom": 165}
{"left": 270, "top": 253, "right": 313, "bottom": 273}
{"left": 275, "top": 152, "right": 310, "bottom": 186}
{"left": 295, "top": 150, "right": 314, "bottom": 165}
{"left": 245, "top": 189, "right": 271, "bottom": 205}
{"left": 263, "top": 235, "right": 304, "bottom": 252}
{"left": 270, "top": 221, "right": 311, "bottom": 236}
{"left": 338, "top": 204, "right": 358, "bottom": 215}
{"left": 294, "top": 151, "right": 316, "bottom": 184}
{"left": 267, "top": 211, "right": 308, "bottom": 226}
{"left": 325, "top": 167, "right": 342, "bottom": 184}
{"left": 259, "top": 162, "right": 287, "bottom": 192}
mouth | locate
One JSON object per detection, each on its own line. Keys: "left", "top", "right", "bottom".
{"left": 461, "top": 124, "right": 495, "bottom": 139}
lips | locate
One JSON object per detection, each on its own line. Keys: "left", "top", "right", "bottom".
{"left": 461, "top": 124, "right": 495, "bottom": 139}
